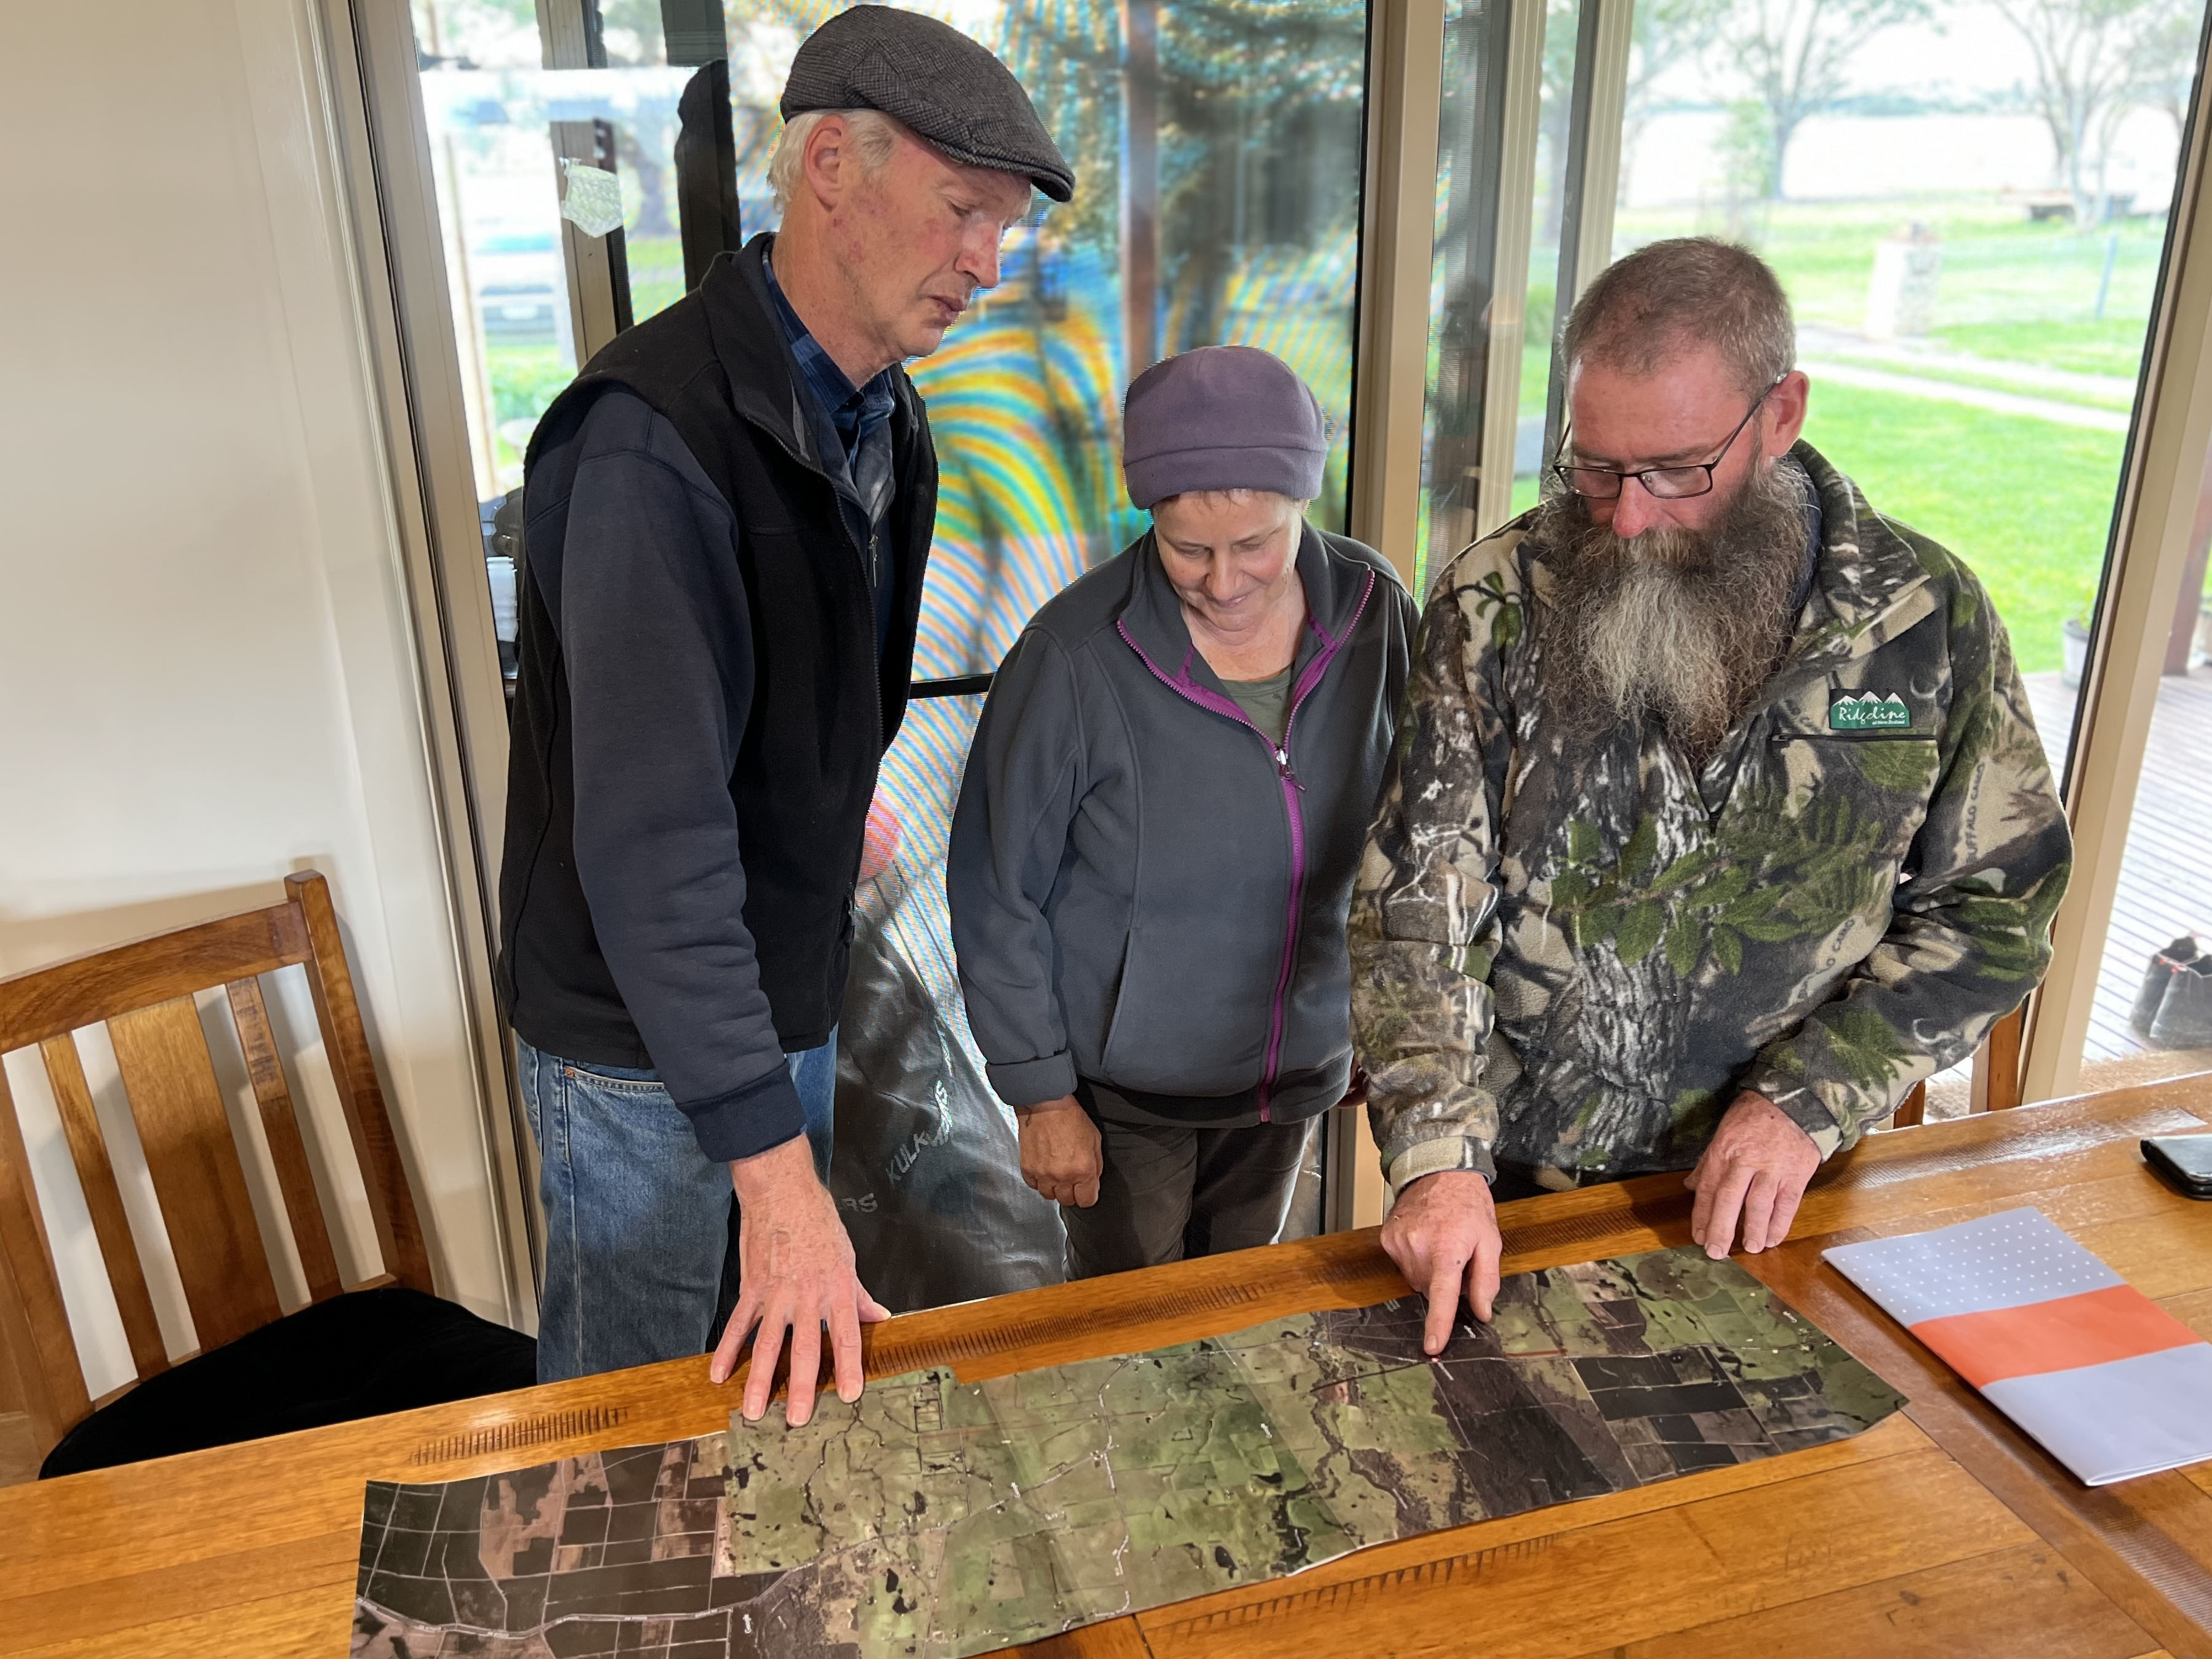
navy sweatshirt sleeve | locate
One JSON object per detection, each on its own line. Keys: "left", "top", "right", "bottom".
{"left": 529, "top": 388, "right": 806, "bottom": 1162}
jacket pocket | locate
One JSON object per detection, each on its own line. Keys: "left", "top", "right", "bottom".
{"left": 1096, "top": 921, "right": 1266, "bottom": 1096}
{"left": 1094, "top": 928, "right": 1134, "bottom": 1066}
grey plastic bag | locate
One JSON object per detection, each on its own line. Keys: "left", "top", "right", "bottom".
{"left": 829, "top": 699, "right": 1066, "bottom": 1311}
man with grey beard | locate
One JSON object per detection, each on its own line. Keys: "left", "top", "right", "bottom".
{"left": 1544, "top": 446, "right": 1811, "bottom": 771}
{"left": 1349, "top": 237, "right": 2071, "bottom": 1355}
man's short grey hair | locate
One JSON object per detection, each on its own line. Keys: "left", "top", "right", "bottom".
{"left": 1562, "top": 237, "right": 1796, "bottom": 398}
{"left": 766, "top": 107, "right": 901, "bottom": 215}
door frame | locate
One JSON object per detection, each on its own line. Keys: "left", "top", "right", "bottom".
{"left": 310, "top": 0, "right": 539, "bottom": 1317}
{"left": 2024, "top": 12, "right": 2212, "bottom": 1103}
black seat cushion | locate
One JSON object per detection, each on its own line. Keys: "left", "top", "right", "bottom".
{"left": 40, "top": 1285, "right": 537, "bottom": 1479}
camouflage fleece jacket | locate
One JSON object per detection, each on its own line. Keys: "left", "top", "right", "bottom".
{"left": 1350, "top": 441, "right": 2071, "bottom": 1192}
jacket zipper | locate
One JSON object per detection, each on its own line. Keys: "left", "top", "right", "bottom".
{"left": 1115, "top": 567, "right": 1376, "bottom": 1120}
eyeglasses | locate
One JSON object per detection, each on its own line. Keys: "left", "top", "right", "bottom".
{"left": 1550, "top": 377, "right": 1785, "bottom": 501}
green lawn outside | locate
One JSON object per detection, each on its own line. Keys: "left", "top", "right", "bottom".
{"left": 486, "top": 344, "right": 571, "bottom": 479}
{"left": 1803, "top": 379, "right": 2123, "bottom": 675}
{"left": 625, "top": 232, "right": 687, "bottom": 323}
{"left": 1615, "top": 196, "right": 2168, "bottom": 377}
{"left": 475, "top": 234, "right": 687, "bottom": 484}
{"left": 1933, "top": 319, "right": 2158, "bottom": 383}
{"left": 1847, "top": 354, "right": 2138, "bottom": 411}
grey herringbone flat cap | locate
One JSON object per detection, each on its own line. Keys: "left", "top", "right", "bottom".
{"left": 781, "top": 6, "right": 1074, "bottom": 203}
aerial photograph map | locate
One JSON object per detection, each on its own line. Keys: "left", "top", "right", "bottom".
{"left": 352, "top": 1247, "right": 1902, "bottom": 1658}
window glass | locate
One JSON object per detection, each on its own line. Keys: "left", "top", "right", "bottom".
{"left": 1518, "top": 0, "right": 1588, "bottom": 521}
{"left": 880, "top": 0, "right": 1369, "bottom": 677}
{"left": 410, "top": 0, "right": 1366, "bottom": 687}
{"left": 412, "top": 1, "right": 694, "bottom": 501}
{"left": 2074, "top": 460, "right": 2212, "bottom": 1096}
{"left": 1419, "top": 0, "right": 1586, "bottom": 590}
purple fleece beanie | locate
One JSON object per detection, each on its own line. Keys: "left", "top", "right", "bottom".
{"left": 1121, "top": 345, "right": 1329, "bottom": 510}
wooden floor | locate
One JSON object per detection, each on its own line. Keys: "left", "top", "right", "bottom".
{"left": 2025, "top": 668, "right": 2212, "bottom": 1068}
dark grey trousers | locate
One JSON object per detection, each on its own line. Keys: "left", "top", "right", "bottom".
{"left": 1060, "top": 1113, "right": 1317, "bottom": 1279}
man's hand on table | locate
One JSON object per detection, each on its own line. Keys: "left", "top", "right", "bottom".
{"left": 1685, "top": 1090, "right": 1821, "bottom": 1259}
{"left": 1380, "top": 1169, "right": 1501, "bottom": 1356}
{"left": 1016, "top": 1096, "right": 1103, "bottom": 1207}
{"left": 711, "top": 1134, "right": 890, "bottom": 1426}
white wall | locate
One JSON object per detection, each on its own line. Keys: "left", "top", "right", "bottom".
{"left": 0, "top": 0, "right": 516, "bottom": 1397}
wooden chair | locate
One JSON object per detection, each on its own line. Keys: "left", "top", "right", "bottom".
{"left": 1887, "top": 1005, "right": 2027, "bottom": 1128}
{"left": 0, "top": 872, "right": 529, "bottom": 1473}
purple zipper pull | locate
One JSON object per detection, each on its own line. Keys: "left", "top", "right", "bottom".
{"left": 1275, "top": 747, "right": 1305, "bottom": 790}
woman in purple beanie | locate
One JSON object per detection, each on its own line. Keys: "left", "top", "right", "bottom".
{"left": 948, "top": 345, "right": 1419, "bottom": 1276}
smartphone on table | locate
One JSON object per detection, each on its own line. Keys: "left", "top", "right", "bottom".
{"left": 2142, "top": 1135, "right": 2212, "bottom": 1200}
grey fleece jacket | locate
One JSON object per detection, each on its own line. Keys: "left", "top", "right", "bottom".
{"left": 948, "top": 524, "right": 1417, "bottom": 1124}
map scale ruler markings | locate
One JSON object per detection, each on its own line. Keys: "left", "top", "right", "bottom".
{"left": 350, "top": 1248, "right": 1902, "bottom": 1659}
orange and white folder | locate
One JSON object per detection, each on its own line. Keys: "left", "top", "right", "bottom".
{"left": 1824, "top": 1207, "right": 2212, "bottom": 1486}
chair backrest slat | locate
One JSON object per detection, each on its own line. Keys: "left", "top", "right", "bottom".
{"left": 287, "top": 875, "right": 431, "bottom": 1294}
{"left": 0, "top": 906, "right": 309, "bottom": 1056}
{"left": 0, "top": 1069, "right": 94, "bottom": 1439}
{"left": 224, "top": 976, "right": 343, "bottom": 1304}
{"left": 106, "top": 997, "right": 284, "bottom": 1353}
{"left": 39, "top": 1035, "right": 170, "bottom": 1379}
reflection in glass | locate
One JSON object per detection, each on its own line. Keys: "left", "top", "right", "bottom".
{"left": 899, "top": 0, "right": 1368, "bottom": 677}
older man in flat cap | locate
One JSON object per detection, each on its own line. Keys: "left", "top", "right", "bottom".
{"left": 498, "top": 7, "right": 1073, "bottom": 1423}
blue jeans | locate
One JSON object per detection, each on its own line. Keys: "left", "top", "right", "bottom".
{"left": 519, "top": 1033, "right": 836, "bottom": 1383}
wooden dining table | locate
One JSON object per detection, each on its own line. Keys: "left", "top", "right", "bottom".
{"left": 7, "top": 1075, "right": 2212, "bottom": 1658}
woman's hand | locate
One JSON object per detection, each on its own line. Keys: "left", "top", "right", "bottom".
{"left": 1017, "top": 1097, "right": 1104, "bottom": 1207}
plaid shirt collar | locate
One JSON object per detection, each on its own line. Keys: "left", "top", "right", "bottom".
{"left": 761, "top": 250, "right": 896, "bottom": 471}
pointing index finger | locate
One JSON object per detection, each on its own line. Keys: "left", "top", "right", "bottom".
{"left": 1422, "top": 1253, "right": 1464, "bottom": 1356}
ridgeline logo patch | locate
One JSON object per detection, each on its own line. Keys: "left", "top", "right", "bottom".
{"left": 1829, "top": 690, "right": 1912, "bottom": 731}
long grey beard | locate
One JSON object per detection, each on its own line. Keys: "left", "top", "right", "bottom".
{"left": 1537, "top": 463, "right": 1810, "bottom": 771}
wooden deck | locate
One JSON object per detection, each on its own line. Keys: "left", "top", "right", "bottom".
{"left": 2024, "top": 668, "right": 2212, "bottom": 1070}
